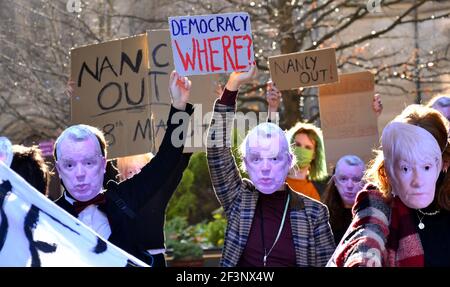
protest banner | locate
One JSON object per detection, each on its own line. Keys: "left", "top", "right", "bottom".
{"left": 168, "top": 12, "right": 254, "bottom": 76}
{"left": 70, "top": 34, "right": 153, "bottom": 159}
{"left": 269, "top": 48, "right": 338, "bottom": 90}
{"left": 147, "top": 29, "right": 217, "bottom": 153}
{"left": 318, "top": 71, "right": 379, "bottom": 171}
{"left": 0, "top": 161, "right": 147, "bottom": 267}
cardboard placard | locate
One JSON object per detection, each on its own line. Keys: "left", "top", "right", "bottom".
{"left": 318, "top": 71, "right": 379, "bottom": 171}
{"left": 147, "top": 30, "right": 218, "bottom": 153}
{"left": 268, "top": 48, "right": 338, "bottom": 90}
{"left": 70, "top": 34, "right": 153, "bottom": 159}
{"left": 168, "top": 12, "right": 254, "bottom": 76}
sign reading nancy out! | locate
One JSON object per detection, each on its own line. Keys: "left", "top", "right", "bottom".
{"left": 268, "top": 47, "right": 338, "bottom": 90}
{"left": 169, "top": 12, "right": 254, "bottom": 76}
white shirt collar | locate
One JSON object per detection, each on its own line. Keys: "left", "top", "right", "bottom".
{"left": 64, "top": 191, "right": 76, "bottom": 205}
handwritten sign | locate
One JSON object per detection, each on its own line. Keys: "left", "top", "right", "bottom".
{"left": 169, "top": 13, "right": 254, "bottom": 76}
{"left": 268, "top": 48, "right": 338, "bottom": 90}
{"left": 318, "top": 71, "right": 379, "bottom": 171}
{"left": 147, "top": 30, "right": 217, "bottom": 153}
{"left": 0, "top": 161, "right": 147, "bottom": 267}
{"left": 71, "top": 34, "right": 154, "bottom": 159}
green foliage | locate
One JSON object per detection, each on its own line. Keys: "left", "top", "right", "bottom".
{"left": 231, "top": 128, "right": 248, "bottom": 179}
{"left": 167, "top": 152, "right": 220, "bottom": 224}
{"left": 204, "top": 211, "right": 227, "bottom": 247}
{"left": 187, "top": 152, "right": 219, "bottom": 222}
{"left": 166, "top": 130, "right": 248, "bottom": 224}
{"left": 165, "top": 216, "right": 203, "bottom": 260}
{"left": 171, "top": 241, "right": 203, "bottom": 260}
{"left": 166, "top": 169, "right": 196, "bottom": 220}
{"left": 165, "top": 211, "right": 227, "bottom": 259}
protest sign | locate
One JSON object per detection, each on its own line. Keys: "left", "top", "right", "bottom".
{"left": 318, "top": 71, "right": 378, "bottom": 171}
{"left": 169, "top": 13, "right": 254, "bottom": 76}
{"left": 147, "top": 30, "right": 217, "bottom": 153}
{"left": 71, "top": 34, "right": 153, "bottom": 159}
{"left": 269, "top": 48, "right": 338, "bottom": 90}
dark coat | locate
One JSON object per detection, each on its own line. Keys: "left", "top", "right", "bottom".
{"left": 55, "top": 104, "right": 194, "bottom": 266}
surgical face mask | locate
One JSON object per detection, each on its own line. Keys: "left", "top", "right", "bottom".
{"left": 293, "top": 146, "right": 314, "bottom": 168}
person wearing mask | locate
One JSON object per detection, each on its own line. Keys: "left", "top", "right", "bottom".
{"left": 328, "top": 105, "right": 450, "bottom": 267}
{"left": 322, "top": 155, "right": 365, "bottom": 244}
{"left": 53, "top": 71, "right": 194, "bottom": 266}
{"left": 207, "top": 65, "right": 335, "bottom": 267}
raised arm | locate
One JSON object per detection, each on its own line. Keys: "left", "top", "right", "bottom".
{"left": 117, "top": 71, "right": 193, "bottom": 208}
{"left": 206, "top": 65, "right": 257, "bottom": 215}
{"left": 266, "top": 81, "right": 281, "bottom": 123}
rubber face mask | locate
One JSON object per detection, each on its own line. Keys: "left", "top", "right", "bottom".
{"left": 245, "top": 151, "right": 291, "bottom": 194}
{"left": 0, "top": 136, "right": 13, "bottom": 167}
{"left": 334, "top": 163, "right": 365, "bottom": 208}
{"left": 56, "top": 137, "right": 106, "bottom": 202}
{"left": 392, "top": 158, "right": 439, "bottom": 209}
{"left": 293, "top": 146, "right": 314, "bottom": 168}
{"left": 244, "top": 131, "right": 292, "bottom": 194}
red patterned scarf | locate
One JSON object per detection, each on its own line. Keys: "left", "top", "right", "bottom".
{"left": 386, "top": 197, "right": 424, "bottom": 267}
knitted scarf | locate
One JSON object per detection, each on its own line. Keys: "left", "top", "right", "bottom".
{"left": 386, "top": 196, "right": 424, "bottom": 267}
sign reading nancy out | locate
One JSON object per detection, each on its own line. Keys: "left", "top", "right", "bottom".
{"left": 169, "top": 12, "right": 254, "bottom": 76}
{"left": 269, "top": 47, "right": 339, "bottom": 90}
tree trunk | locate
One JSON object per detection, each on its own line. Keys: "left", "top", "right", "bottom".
{"left": 276, "top": 0, "right": 301, "bottom": 130}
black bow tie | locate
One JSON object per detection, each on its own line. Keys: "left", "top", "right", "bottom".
{"left": 73, "top": 193, "right": 106, "bottom": 216}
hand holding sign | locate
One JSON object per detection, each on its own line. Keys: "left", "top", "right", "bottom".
{"left": 65, "top": 79, "right": 75, "bottom": 98}
{"left": 372, "top": 93, "right": 383, "bottom": 116}
{"left": 169, "top": 70, "right": 191, "bottom": 110}
{"left": 225, "top": 63, "right": 257, "bottom": 92}
{"left": 266, "top": 81, "right": 282, "bottom": 113}
{"left": 213, "top": 82, "right": 224, "bottom": 99}
{"left": 268, "top": 48, "right": 338, "bottom": 90}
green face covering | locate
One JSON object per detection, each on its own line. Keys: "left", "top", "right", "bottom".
{"left": 293, "top": 147, "right": 314, "bottom": 168}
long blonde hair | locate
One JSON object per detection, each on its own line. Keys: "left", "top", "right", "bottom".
{"left": 116, "top": 153, "right": 153, "bottom": 181}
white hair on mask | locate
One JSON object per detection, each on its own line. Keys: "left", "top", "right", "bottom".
{"left": 0, "top": 136, "right": 13, "bottom": 167}
{"left": 55, "top": 125, "right": 103, "bottom": 160}
{"left": 239, "top": 122, "right": 295, "bottom": 171}
{"left": 381, "top": 122, "right": 442, "bottom": 190}
{"left": 335, "top": 155, "right": 365, "bottom": 173}
{"left": 431, "top": 96, "right": 450, "bottom": 108}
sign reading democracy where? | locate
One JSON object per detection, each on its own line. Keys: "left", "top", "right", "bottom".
{"left": 169, "top": 12, "right": 254, "bottom": 76}
{"left": 268, "top": 48, "right": 338, "bottom": 90}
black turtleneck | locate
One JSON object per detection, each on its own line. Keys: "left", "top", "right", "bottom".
{"left": 412, "top": 207, "right": 450, "bottom": 267}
